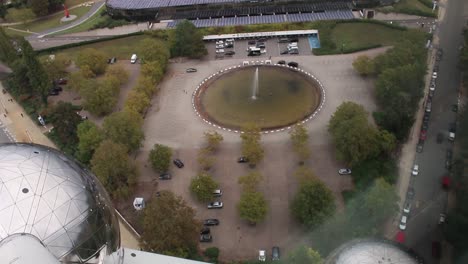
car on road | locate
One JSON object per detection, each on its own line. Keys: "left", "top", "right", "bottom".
{"left": 215, "top": 49, "right": 225, "bottom": 54}
{"left": 437, "top": 133, "right": 443, "bottom": 143}
{"left": 272, "top": 246, "right": 280, "bottom": 261}
{"left": 186, "top": 68, "right": 197, "bottom": 73}
{"left": 204, "top": 219, "right": 220, "bottom": 226}
{"left": 259, "top": 250, "right": 266, "bottom": 261}
{"left": 442, "top": 175, "right": 451, "bottom": 189}
{"left": 130, "top": 54, "right": 137, "bottom": 64}
{"left": 225, "top": 51, "right": 235, "bottom": 55}
{"left": 423, "top": 113, "right": 430, "bottom": 122}
{"left": 452, "top": 104, "right": 458, "bottom": 112}
{"left": 200, "top": 234, "right": 212, "bottom": 242}
{"left": 439, "top": 213, "right": 446, "bottom": 224}
{"left": 213, "top": 189, "right": 222, "bottom": 197}
{"left": 159, "top": 173, "right": 171, "bottom": 180}
{"left": 403, "top": 201, "right": 411, "bottom": 214}
{"left": 399, "top": 215, "right": 407, "bottom": 230}
{"left": 445, "top": 149, "right": 453, "bottom": 170}
{"left": 436, "top": 48, "right": 443, "bottom": 61}
{"left": 429, "top": 83, "right": 436, "bottom": 91}
{"left": 411, "top": 164, "right": 419, "bottom": 176}
{"left": 200, "top": 227, "right": 210, "bottom": 235}
{"left": 416, "top": 143, "right": 424, "bottom": 153}
{"left": 173, "top": 159, "right": 184, "bottom": 168}
{"left": 338, "top": 168, "right": 352, "bottom": 175}
{"left": 207, "top": 201, "right": 223, "bottom": 209}
{"left": 407, "top": 187, "right": 415, "bottom": 199}
{"left": 277, "top": 60, "right": 286, "bottom": 65}
{"left": 238, "top": 156, "right": 248, "bottom": 163}
{"left": 288, "top": 61, "right": 299, "bottom": 67}
{"left": 420, "top": 130, "right": 427, "bottom": 141}
{"left": 425, "top": 101, "right": 432, "bottom": 113}
{"left": 432, "top": 72, "right": 438, "bottom": 79}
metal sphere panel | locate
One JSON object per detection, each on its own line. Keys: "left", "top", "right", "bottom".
{"left": 0, "top": 143, "right": 120, "bottom": 263}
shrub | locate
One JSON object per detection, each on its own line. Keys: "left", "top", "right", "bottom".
{"left": 148, "top": 144, "right": 172, "bottom": 173}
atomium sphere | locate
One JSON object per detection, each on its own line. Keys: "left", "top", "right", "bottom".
{"left": 0, "top": 143, "right": 120, "bottom": 263}
{"left": 325, "top": 238, "right": 423, "bottom": 264}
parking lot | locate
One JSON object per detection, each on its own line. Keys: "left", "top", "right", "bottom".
{"left": 206, "top": 36, "right": 313, "bottom": 60}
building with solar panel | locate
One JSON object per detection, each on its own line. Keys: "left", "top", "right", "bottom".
{"left": 105, "top": 0, "right": 386, "bottom": 27}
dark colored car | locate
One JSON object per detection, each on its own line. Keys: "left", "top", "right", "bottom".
{"left": 248, "top": 40, "right": 256, "bottom": 45}
{"left": 288, "top": 38, "right": 298, "bottom": 42}
{"left": 238, "top": 156, "right": 248, "bottom": 163}
{"left": 422, "top": 121, "right": 429, "bottom": 131}
{"left": 277, "top": 60, "right": 286, "bottom": 65}
{"left": 204, "top": 219, "right": 220, "bottom": 226}
{"left": 56, "top": 78, "right": 68, "bottom": 85}
{"left": 272, "top": 246, "right": 280, "bottom": 261}
{"left": 437, "top": 133, "right": 443, "bottom": 143}
{"left": 423, "top": 113, "right": 430, "bottom": 122}
{"left": 289, "top": 49, "right": 299, "bottom": 54}
{"left": 452, "top": 104, "right": 458, "bottom": 112}
{"left": 280, "top": 50, "right": 289, "bottom": 55}
{"left": 200, "top": 227, "right": 210, "bottom": 235}
{"left": 257, "top": 38, "right": 267, "bottom": 42}
{"left": 445, "top": 149, "right": 452, "bottom": 170}
{"left": 407, "top": 187, "right": 415, "bottom": 199}
{"left": 200, "top": 234, "right": 212, "bottom": 242}
{"left": 48, "top": 89, "right": 59, "bottom": 96}
{"left": 224, "top": 43, "right": 234, "bottom": 48}
{"left": 288, "top": 61, "right": 299, "bottom": 67}
{"left": 53, "top": 86, "right": 63, "bottom": 92}
{"left": 225, "top": 51, "right": 235, "bottom": 56}
{"left": 416, "top": 142, "right": 424, "bottom": 153}
{"left": 449, "top": 122, "right": 456, "bottom": 133}
{"left": 186, "top": 68, "right": 197, "bottom": 73}
{"left": 173, "top": 159, "right": 184, "bottom": 168}
{"left": 159, "top": 173, "right": 172, "bottom": 180}
{"left": 107, "top": 57, "right": 117, "bottom": 64}
{"left": 420, "top": 130, "right": 427, "bottom": 141}
{"left": 256, "top": 42, "right": 265, "bottom": 48}
{"left": 432, "top": 241, "right": 441, "bottom": 258}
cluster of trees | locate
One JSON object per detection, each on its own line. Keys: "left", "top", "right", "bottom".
{"left": 461, "top": 29, "right": 468, "bottom": 92}
{"left": 148, "top": 144, "right": 172, "bottom": 173}
{"left": 190, "top": 131, "right": 223, "bottom": 202}
{"left": 2, "top": 0, "right": 66, "bottom": 20}
{"left": 352, "top": 39, "right": 427, "bottom": 140}
{"left": 237, "top": 171, "right": 268, "bottom": 224}
{"left": 241, "top": 123, "right": 264, "bottom": 166}
{"left": 289, "top": 124, "right": 311, "bottom": 164}
{"left": 170, "top": 20, "right": 207, "bottom": 59}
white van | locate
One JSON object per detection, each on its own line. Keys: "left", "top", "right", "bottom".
{"left": 130, "top": 54, "right": 137, "bottom": 64}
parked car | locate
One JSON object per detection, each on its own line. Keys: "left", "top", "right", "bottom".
{"left": 423, "top": 113, "right": 430, "bottom": 122}
{"left": 215, "top": 40, "right": 224, "bottom": 45}
{"left": 280, "top": 50, "right": 289, "bottom": 55}
{"left": 159, "top": 173, "right": 172, "bottom": 180}
{"left": 420, "top": 130, "right": 427, "bottom": 141}
{"left": 207, "top": 201, "right": 223, "bottom": 209}
{"left": 411, "top": 164, "right": 419, "bottom": 176}
{"left": 439, "top": 213, "right": 446, "bottom": 224}
{"left": 203, "top": 219, "right": 220, "bottom": 226}
{"left": 186, "top": 68, "right": 197, "bottom": 73}
{"left": 259, "top": 250, "right": 266, "bottom": 262}
{"left": 55, "top": 78, "right": 68, "bottom": 85}
{"left": 445, "top": 149, "right": 453, "bottom": 170}
{"left": 130, "top": 54, "right": 137, "bottom": 64}
{"left": 256, "top": 42, "right": 265, "bottom": 48}
{"left": 407, "top": 187, "right": 415, "bottom": 199}
{"left": 425, "top": 101, "right": 432, "bottom": 113}
{"left": 272, "top": 247, "right": 280, "bottom": 261}
{"left": 248, "top": 40, "right": 256, "bottom": 45}
{"left": 108, "top": 57, "right": 117, "bottom": 64}
{"left": 399, "top": 215, "right": 407, "bottom": 230}
{"left": 277, "top": 60, "right": 286, "bottom": 65}
{"left": 416, "top": 143, "right": 423, "bottom": 153}
{"left": 173, "top": 159, "right": 184, "bottom": 168}
{"left": 200, "top": 234, "right": 212, "bottom": 242}
{"left": 429, "top": 83, "right": 436, "bottom": 91}
{"left": 452, "top": 104, "right": 458, "bottom": 112}
{"left": 216, "top": 44, "right": 225, "bottom": 49}
{"left": 289, "top": 49, "right": 299, "bottom": 54}
{"left": 224, "top": 43, "right": 234, "bottom": 48}
{"left": 213, "top": 189, "right": 222, "bottom": 197}
{"left": 288, "top": 61, "right": 299, "bottom": 67}
{"left": 432, "top": 72, "right": 438, "bottom": 79}
{"left": 442, "top": 175, "right": 451, "bottom": 189}
{"left": 225, "top": 51, "right": 235, "bottom": 56}
{"left": 215, "top": 49, "right": 225, "bottom": 54}
{"left": 437, "top": 133, "right": 443, "bottom": 143}
{"left": 338, "top": 168, "right": 352, "bottom": 175}
{"left": 403, "top": 201, "right": 411, "bottom": 214}
{"left": 238, "top": 156, "right": 248, "bottom": 163}
{"left": 200, "top": 227, "right": 210, "bottom": 235}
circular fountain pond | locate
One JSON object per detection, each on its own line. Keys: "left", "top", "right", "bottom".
{"left": 194, "top": 65, "right": 324, "bottom": 131}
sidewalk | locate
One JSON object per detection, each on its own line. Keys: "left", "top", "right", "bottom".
{"left": 0, "top": 81, "right": 140, "bottom": 249}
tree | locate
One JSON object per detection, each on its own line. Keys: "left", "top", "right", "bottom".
{"left": 138, "top": 38, "right": 170, "bottom": 66}
{"left": 141, "top": 61, "right": 164, "bottom": 87}
{"left": 134, "top": 76, "right": 157, "bottom": 97}
{"left": 352, "top": 55, "right": 375, "bottom": 76}
{"left": 189, "top": 172, "right": 219, "bottom": 202}
{"left": 291, "top": 175, "right": 336, "bottom": 229}
{"left": 91, "top": 140, "right": 137, "bottom": 199}
{"left": 328, "top": 102, "right": 395, "bottom": 166}
{"left": 148, "top": 144, "right": 172, "bottom": 173}
{"left": 69, "top": 68, "right": 96, "bottom": 93}
{"left": 289, "top": 124, "right": 310, "bottom": 162}
{"left": 41, "top": 54, "right": 71, "bottom": 82}
{"left": 171, "top": 20, "right": 207, "bottom": 58}
{"left": 76, "top": 48, "right": 107, "bottom": 75}
{"left": 105, "top": 65, "right": 129, "bottom": 85}
{"left": 20, "top": 38, "right": 49, "bottom": 103}
{"left": 204, "top": 130, "right": 223, "bottom": 152}
{"left": 237, "top": 191, "right": 268, "bottom": 224}
{"left": 238, "top": 171, "right": 263, "bottom": 192}
{"left": 76, "top": 120, "right": 104, "bottom": 164}
{"left": 197, "top": 148, "right": 214, "bottom": 171}
{"left": 103, "top": 110, "right": 144, "bottom": 152}
{"left": 0, "top": 27, "right": 17, "bottom": 64}
{"left": 240, "top": 123, "right": 264, "bottom": 166}
{"left": 29, "top": 0, "right": 49, "bottom": 16}
{"left": 287, "top": 246, "right": 323, "bottom": 264}
{"left": 124, "top": 90, "right": 150, "bottom": 114}
{"left": 82, "top": 76, "right": 120, "bottom": 116}
{"left": 141, "top": 191, "right": 200, "bottom": 258}
{"left": 47, "top": 101, "right": 82, "bottom": 154}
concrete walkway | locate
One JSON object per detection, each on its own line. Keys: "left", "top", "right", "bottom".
{"left": 0, "top": 81, "right": 140, "bottom": 250}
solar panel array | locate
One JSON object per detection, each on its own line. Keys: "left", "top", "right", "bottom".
{"left": 171, "top": 2, "right": 352, "bottom": 19}
{"left": 108, "top": 0, "right": 268, "bottom": 9}
{"left": 167, "top": 10, "right": 354, "bottom": 28}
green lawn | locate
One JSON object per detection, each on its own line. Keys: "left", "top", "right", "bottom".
{"left": 10, "top": 5, "right": 92, "bottom": 34}
{"left": 378, "top": 0, "right": 436, "bottom": 17}
{"left": 4, "top": 27, "right": 32, "bottom": 37}
{"left": 52, "top": 5, "right": 106, "bottom": 35}
{"left": 330, "top": 23, "right": 425, "bottom": 51}
{"left": 50, "top": 35, "right": 151, "bottom": 60}
{"left": 393, "top": 0, "right": 433, "bottom": 12}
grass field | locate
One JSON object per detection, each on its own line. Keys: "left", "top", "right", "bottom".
{"left": 4, "top": 27, "right": 32, "bottom": 37}
{"left": 9, "top": 5, "right": 92, "bottom": 34}
{"left": 378, "top": 0, "right": 436, "bottom": 17}
{"left": 393, "top": 0, "right": 433, "bottom": 12}
{"left": 48, "top": 35, "right": 151, "bottom": 60}
{"left": 330, "top": 23, "right": 426, "bottom": 52}
{"left": 53, "top": 5, "right": 106, "bottom": 35}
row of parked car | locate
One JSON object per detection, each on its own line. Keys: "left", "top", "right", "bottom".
{"left": 215, "top": 39, "right": 236, "bottom": 56}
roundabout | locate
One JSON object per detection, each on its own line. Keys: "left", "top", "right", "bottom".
{"left": 192, "top": 63, "right": 325, "bottom": 133}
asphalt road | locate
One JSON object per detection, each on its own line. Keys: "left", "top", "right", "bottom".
{"left": 404, "top": 0, "right": 468, "bottom": 262}
{"left": 0, "top": 124, "right": 12, "bottom": 143}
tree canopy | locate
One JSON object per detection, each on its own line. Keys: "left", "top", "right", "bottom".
{"left": 148, "top": 144, "right": 172, "bottom": 173}
{"left": 138, "top": 38, "right": 170, "bottom": 67}
{"left": 141, "top": 191, "right": 200, "bottom": 258}
{"left": 328, "top": 102, "right": 396, "bottom": 166}
{"left": 238, "top": 171, "right": 263, "bottom": 192}
{"left": 352, "top": 55, "right": 375, "bottom": 76}
{"left": 103, "top": 110, "right": 144, "bottom": 152}
{"left": 189, "top": 172, "right": 219, "bottom": 202}
{"left": 287, "top": 246, "right": 324, "bottom": 264}
{"left": 289, "top": 124, "right": 311, "bottom": 162}
{"left": 76, "top": 48, "right": 108, "bottom": 75}
{"left": 47, "top": 102, "right": 82, "bottom": 155}
{"left": 240, "top": 123, "right": 264, "bottom": 166}
{"left": 170, "top": 20, "right": 207, "bottom": 58}
{"left": 237, "top": 191, "right": 268, "bottom": 224}
{"left": 76, "top": 120, "right": 104, "bottom": 164}
{"left": 91, "top": 140, "right": 137, "bottom": 199}
{"left": 20, "top": 38, "right": 49, "bottom": 103}
{"left": 291, "top": 173, "right": 336, "bottom": 229}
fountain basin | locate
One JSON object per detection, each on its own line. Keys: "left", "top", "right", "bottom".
{"left": 194, "top": 65, "right": 323, "bottom": 131}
